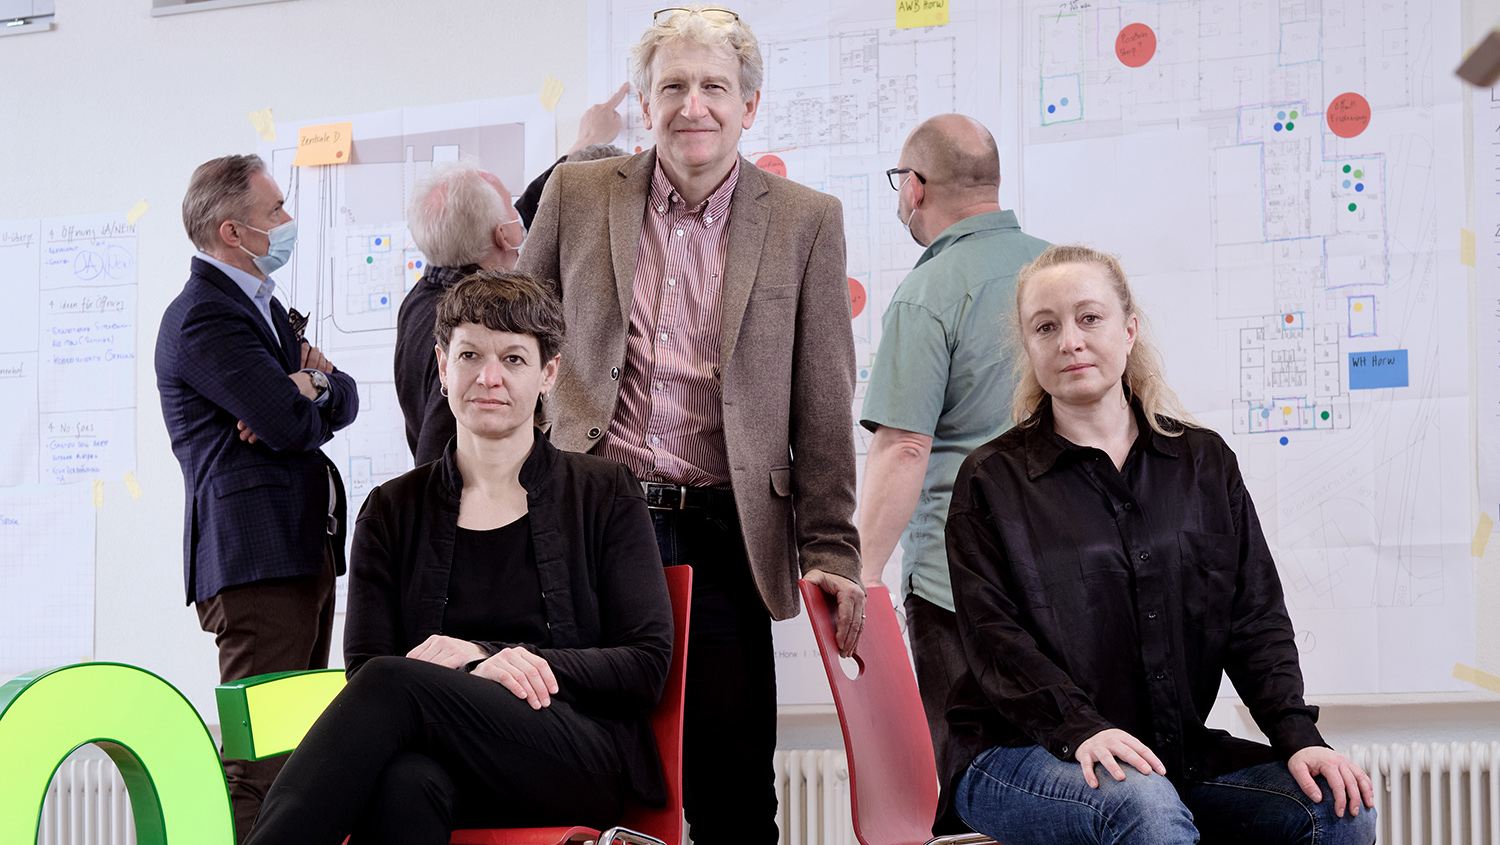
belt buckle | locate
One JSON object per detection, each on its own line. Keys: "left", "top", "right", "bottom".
{"left": 643, "top": 482, "right": 689, "bottom": 511}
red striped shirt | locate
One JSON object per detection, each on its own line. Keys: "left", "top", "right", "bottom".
{"left": 597, "top": 159, "right": 739, "bottom": 487}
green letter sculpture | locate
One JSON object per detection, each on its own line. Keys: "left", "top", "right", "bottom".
{"left": 0, "top": 663, "right": 233, "bottom": 845}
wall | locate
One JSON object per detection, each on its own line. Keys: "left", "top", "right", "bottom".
{"left": 0, "top": 0, "right": 1497, "bottom": 749}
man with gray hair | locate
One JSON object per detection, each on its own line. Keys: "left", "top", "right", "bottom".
{"left": 155, "top": 153, "right": 359, "bottom": 842}
{"left": 520, "top": 6, "right": 866, "bottom": 842}
{"left": 858, "top": 114, "right": 1049, "bottom": 830}
{"left": 394, "top": 160, "right": 525, "bottom": 463}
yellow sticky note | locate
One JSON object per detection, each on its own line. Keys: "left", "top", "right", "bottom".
{"left": 123, "top": 471, "right": 142, "bottom": 500}
{"left": 247, "top": 108, "right": 277, "bottom": 142}
{"left": 896, "top": 0, "right": 949, "bottom": 29}
{"left": 92, "top": 479, "right": 103, "bottom": 507}
{"left": 1454, "top": 663, "right": 1500, "bottom": 694}
{"left": 293, "top": 122, "right": 353, "bottom": 167}
{"left": 1461, "top": 228, "right": 1476, "bottom": 267}
{"left": 540, "top": 75, "right": 565, "bottom": 112}
{"left": 1475, "top": 512, "right": 1495, "bottom": 558}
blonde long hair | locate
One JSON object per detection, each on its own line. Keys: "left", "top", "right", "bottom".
{"left": 1010, "top": 244, "right": 1198, "bottom": 436}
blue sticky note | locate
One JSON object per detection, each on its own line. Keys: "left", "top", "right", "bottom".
{"left": 1348, "top": 349, "right": 1408, "bottom": 389}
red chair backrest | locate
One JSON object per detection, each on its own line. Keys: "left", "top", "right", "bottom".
{"left": 799, "top": 581, "right": 938, "bottom": 845}
{"left": 618, "top": 565, "right": 692, "bottom": 844}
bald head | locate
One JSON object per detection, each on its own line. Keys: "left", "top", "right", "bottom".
{"left": 901, "top": 114, "right": 1000, "bottom": 199}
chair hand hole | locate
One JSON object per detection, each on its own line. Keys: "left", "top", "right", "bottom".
{"left": 838, "top": 654, "right": 863, "bottom": 680}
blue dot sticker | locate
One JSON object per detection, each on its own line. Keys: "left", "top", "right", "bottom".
{"left": 1343, "top": 180, "right": 1351, "bottom": 188}
{"left": 1261, "top": 409, "right": 1271, "bottom": 419}
{"left": 1061, "top": 97, "right": 1069, "bottom": 106}
{"left": 1274, "top": 123, "right": 1283, "bottom": 131}
{"left": 380, "top": 296, "right": 388, "bottom": 305}
{"left": 1048, "top": 104, "right": 1056, "bottom": 114}
{"left": 375, "top": 238, "right": 383, "bottom": 246}
{"left": 1355, "top": 183, "right": 1364, "bottom": 192}
{"left": 416, "top": 260, "right": 423, "bottom": 268}
{"left": 1279, "top": 436, "right": 1289, "bottom": 445}
{"left": 1278, "top": 111, "right": 1287, "bottom": 120}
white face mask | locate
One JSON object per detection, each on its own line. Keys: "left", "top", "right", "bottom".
{"left": 236, "top": 219, "right": 297, "bottom": 275}
{"left": 895, "top": 173, "right": 924, "bottom": 247}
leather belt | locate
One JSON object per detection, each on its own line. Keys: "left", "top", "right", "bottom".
{"left": 641, "top": 482, "right": 735, "bottom": 512}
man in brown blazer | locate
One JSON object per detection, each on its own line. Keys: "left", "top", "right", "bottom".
{"left": 519, "top": 7, "right": 865, "bottom": 843}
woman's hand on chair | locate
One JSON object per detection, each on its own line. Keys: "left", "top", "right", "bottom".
{"left": 406, "top": 635, "right": 489, "bottom": 669}
{"left": 1075, "top": 728, "right": 1166, "bottom": 788}
{"left": 473, "top": 647, "right": 559, "bottom": 710}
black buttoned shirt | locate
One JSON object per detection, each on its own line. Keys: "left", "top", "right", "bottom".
{"left": 938, "top": 399, "right": 1324, "bottom": 824}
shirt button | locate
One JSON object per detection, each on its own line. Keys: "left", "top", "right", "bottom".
{"left": 675, "top": 229, "right": 685, "bottom": 237}
{"left": 1123, "top": 502, "right": 1133, "bottom": 511}
{"left": 587, "top": 427, "right": 601, "bottom": 438}
{"left": 655, "top": 382, "right": 665, "bottom": 390}
{"left": 704, "top": 215, "right": 714, "bottom": 224}
{"left": 667, "top": 278, "right": 676, "bottom": 286}
{"left": 651, "top": 436, "right": 661, "bottom": 444}
{"left": 659, "top": 332, "right": 669, "bottom": 341}
{"left": 1155, "top": 671, "right": 1166, "bottom": 680}
{"left": 1147, "top": 610, "right": 1159, "bottom": 620}
{"left": 1139, "top": 551, "right": 1150, "bottom": 562}
{"left": 1061, "top": 745, "right": 1071, "bottom": 755}
{"left": 610, "top": 367, "right": 620, "bottom": 380}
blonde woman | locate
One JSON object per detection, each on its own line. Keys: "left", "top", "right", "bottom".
{"left": 940, "top": 246, "right": 1376, "bottom": 845}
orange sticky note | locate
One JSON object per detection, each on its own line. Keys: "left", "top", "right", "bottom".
{"left": 293, "top": 122, "right": 353, "bottom": 166}
{"left": 896, "top": 0, "right": 948, "bottom": 29}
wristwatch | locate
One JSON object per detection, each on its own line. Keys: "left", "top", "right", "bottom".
{"left": 306, "top": 368, "right": 329, "bottom": 398}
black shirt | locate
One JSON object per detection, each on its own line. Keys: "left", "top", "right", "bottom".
{"left": 393, "top": 263, "right": 479, "bottom": 465}
{"left": 939, "top": 399, "right": 1324, "bottom": 824}
{"left": 444, "top": 517, "right": 546, "bottom": 647}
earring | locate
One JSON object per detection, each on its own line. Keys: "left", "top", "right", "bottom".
{"left": 440, "top": 385, "right": 449, "bottom": 397}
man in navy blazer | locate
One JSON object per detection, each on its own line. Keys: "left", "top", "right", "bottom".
{"left": 155, "top": 154, "right": 358, "bottom": 842}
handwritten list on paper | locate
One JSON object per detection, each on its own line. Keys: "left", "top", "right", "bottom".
{"left": 0, "top": 213, "right": 138, "bottom": 487}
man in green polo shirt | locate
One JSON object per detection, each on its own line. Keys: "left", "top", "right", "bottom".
{"left": 858, "top": 114, "right": 1050, "bottom": 791}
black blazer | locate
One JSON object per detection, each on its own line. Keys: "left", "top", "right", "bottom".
{"left": 343, "top": 428, "right": 674, "bottom": 804}
{"left": 155, "top": 257, "right": 359, "bottom": 603}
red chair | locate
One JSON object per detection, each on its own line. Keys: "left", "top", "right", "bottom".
{"left": 452, "top": 565, "right": 692, "bottom": 845}
{"left": 218, "top": 566, "right": 691, "bottom": 845}
{"left": 799, "top": 580, "right": 995, "bottom": 845}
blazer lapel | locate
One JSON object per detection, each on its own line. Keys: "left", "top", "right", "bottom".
{"left": 608, "top": 152, "right": 655, "bottom": 329}
{"left": 719, "top": 158, "right": 770, "bottom": 366}
{"left": 192, "top": 258, "right": 292, "bottom": 370}
{"left": 269, "top": 297, "right": 298, "bottom": 371}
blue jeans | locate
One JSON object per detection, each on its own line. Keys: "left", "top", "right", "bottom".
{"left": 955, "top": 745, "right": 1377, "bottom": 845}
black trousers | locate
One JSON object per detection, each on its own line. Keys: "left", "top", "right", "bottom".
{"left": 905, "top": 593, "right": 968, "bottom": 799}
{"left": 243, "top": 656, "right": 625, "bottom": 845}
{"left": 651, "top": 505, "right": 779, "bottom": 845}
{"left": 196, "top": 547, "right": 336, "bottom": 844}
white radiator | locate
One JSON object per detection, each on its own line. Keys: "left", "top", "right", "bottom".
{"left": 774, "top": 749, "right": 855, "bottom": 845}
{"left": 38, "top": 756, "right": 136, "bottom": 845}
{"left": 1350, "top": 741, "right": 1500, "bottom": 845}
{"left": 43, "top": 743, "right": 1498, "bottom": 845}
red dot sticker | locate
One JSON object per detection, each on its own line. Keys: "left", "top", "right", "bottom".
{"left": 1326, "top": 92, "right": 1371, "bottom": 139}
{"left": 335, "top": 150, "right": 344, "bottom": 159}
{"left": 1284, "top": 314, "right": 1295, "bottom": 324}
{"left": 1115, "top": 23, "right": 1156, "bottom": 68}
{"left": 848, "top": 277, "right": 867, "bottom": 319}
{"left": 756, "top": 154, "right": 787, "bottom": 178}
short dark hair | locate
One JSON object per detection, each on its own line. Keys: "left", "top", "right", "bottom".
{"left": 182, "top": 154, "right": 266, "bottom": 252}
{"left": 434, "top": 270, "right": 566, "bottom": 362}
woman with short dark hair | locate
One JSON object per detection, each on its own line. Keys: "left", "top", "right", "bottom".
{"left": 942, "top": 245, "right": 1376, "bottom": 845}
{"left": 245, "top": 270, "right": 673, "bottom": 845}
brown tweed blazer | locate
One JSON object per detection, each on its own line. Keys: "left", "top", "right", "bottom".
{"left": 519, "top": 149, "right": 861, "bottom": 619}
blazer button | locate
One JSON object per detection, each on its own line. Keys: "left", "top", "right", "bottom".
{"left": 588, "top": 427, "right": 601, "bottom": 438}
{"left": 610, "top": 367, "right": 620, "bottom": 380}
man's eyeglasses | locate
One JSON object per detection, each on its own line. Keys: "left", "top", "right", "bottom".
{"left": 886, "top": 168, "right": 926, "bottom": 191}
{"left": 653, "top": 7, "right": 740, "bottom": 25}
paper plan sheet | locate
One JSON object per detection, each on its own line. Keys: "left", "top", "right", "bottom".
{"left": 595, "top": 0, "right": 1472, "bottom": 699}
{"left": 0, "top": 475, "right": 96, "bottom": 678}
{"left": 1477, "top": 89, "right": 1500, "bottom": 527}
{"left": 1010, "top": 0, "right": 1471, "bottom": 693}
{"left": 259, "top": 96, "right": 555, "bottom": 607}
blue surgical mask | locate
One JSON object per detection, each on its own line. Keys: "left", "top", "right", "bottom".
{"left": 237, "top": 219, "right": 297, "bottom": 275}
